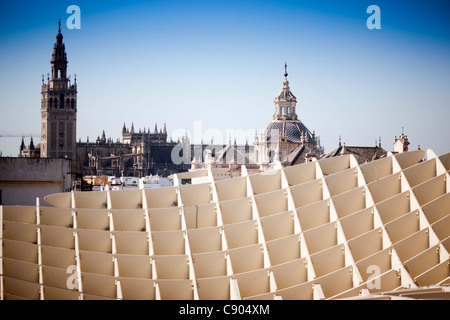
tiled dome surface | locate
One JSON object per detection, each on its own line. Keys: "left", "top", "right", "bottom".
{"left": 265, "top": 120, "right": 314, "bottom": 144}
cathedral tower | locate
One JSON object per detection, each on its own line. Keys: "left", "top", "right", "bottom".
{"left": 40, "top": 20, "right": 77, "bottom": 159}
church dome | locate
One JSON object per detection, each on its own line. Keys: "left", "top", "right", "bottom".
{"left": 264, "top": 119, "right": 315, "bottom": 144}
{"left": 263, "top": 63, "right": 315, "bottom": 144}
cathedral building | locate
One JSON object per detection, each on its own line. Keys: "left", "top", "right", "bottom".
{"left": 76, "top": 123, "right": 189, "bottom": 177}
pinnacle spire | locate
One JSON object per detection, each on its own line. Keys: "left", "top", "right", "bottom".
{"left": 20, "top": 137, "right": 25, "bottom": 151}
{"left": 284, "top": 62, "right": 288, "bottom": 78}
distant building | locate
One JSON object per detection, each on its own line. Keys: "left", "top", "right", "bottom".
{"left": 253, "top": 64, "right": 324, "bottom": 171}
{"left": 76, "top": 124, "right": 189, "bottom": 177}
{"left": 393, "top": 133, "right": 411, "bottom": 154}
{"left": 323, "top": 137, "right": 388, "bottom": 165}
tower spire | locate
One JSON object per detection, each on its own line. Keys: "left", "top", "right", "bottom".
{"left": 274, "top": 63, "right": 297, "bottom": 121}
{"left": 51, "top": 19, "right": 67, "bottom": 81}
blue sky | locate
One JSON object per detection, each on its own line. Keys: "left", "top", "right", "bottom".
{"left": 0, "top": 0, "right": 449, "bottom": 157}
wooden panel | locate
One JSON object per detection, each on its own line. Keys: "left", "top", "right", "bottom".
{"left": 76, "top": 209, "right": 109, "bottom": 230}
{"left": 266, "top": 234, "right": 301, "bottom": 266}
{"left": 284, "top": 161, "right": 317, "bottom": 186}
{"left": 303, "top": 222, "right": 337, "bottom": 255}
{"left": 109, "top": 189, "right": 143, "bottom": 209}
{"left": 224, "top": 220, "right": 258, "bottom": 249}
{"left": 249, "top": 170, "right": 281, "bottom": 194}
{"left": 296, "top": 200, "right": 330, "bottom": 231}
{"left": 219, "top": 197, "right": 253, "bottom": 225}
{"left": 215, "top": 176, "right": 247, "bottom": 201}
{"left": 193, "top": 251, "right": 227, "bottom": 278}
{"left": 229, "top": 244, "right": 264, "bottom": 274}
{"left": 151, "top": 230, "right": 185, "bottom": 255}
{"left": 110, "top": 209, "right": 146, "bottom": 231}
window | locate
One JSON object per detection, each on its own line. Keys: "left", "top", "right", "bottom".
{"left": 280, "top": 106, "right": 283, "bottom": 116}
{"left": 286, "top": 106, "right": 290, "bottom": 115}
{"left": 268, "top": 149, "right": 275, "bottom": 163}
{"left": 59, "top": 142, "right": 64, "bottom": 149}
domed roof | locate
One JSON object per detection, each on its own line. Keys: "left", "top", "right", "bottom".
{"left": 264, "top": 119, "right": 315, "bottom": 144}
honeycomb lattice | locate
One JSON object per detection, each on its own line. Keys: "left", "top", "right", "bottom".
{"left": 1, "top": 149, "right": 449, "bottom": 300}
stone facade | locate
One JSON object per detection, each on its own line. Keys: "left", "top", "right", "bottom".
{"left": 76, "top": 125, "right": 190, "bottom": 177}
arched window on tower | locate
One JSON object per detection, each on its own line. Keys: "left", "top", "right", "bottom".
{"left": 286, "top": 106, "right": 290, "bottom": 115}
{"left": 71, "top": 99, "right": 74, "bottom": 109}
{"left": 66, "top": 98, "right": 70, "bottom": 108}
{"left": 268, "top": 149, "right": 275, "bottom": 163}
{"left": 49, "top": 98, "right": 53, "bottom": 108}
{"left": 280, "top": 106, "right": 284, "bottom": 116}
{"left": 57, "top": 69, "right": 61, "bottom": 79}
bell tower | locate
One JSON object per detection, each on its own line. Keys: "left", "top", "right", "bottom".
{"left": 273, "top": 63, "right": 298, "bottom": 121}
{"left": 40, "top": 20, "right": 77, "bottom": 159}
